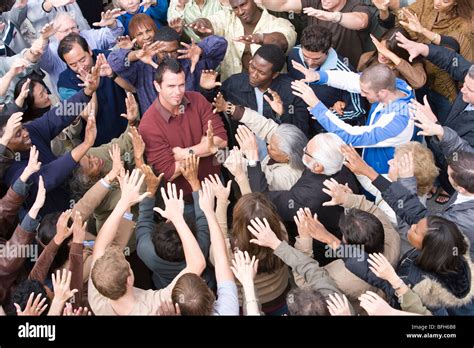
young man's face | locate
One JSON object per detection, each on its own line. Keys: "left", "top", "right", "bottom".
{"left": 461, "top": 74, "right": 474, "bottom": 105}
{"left": 62, "top": 43, "right": 94, "bottom": 75}
{"left": 156, "top": 41, "right": 180, "bottom": 61}
{"left": 230, "top": 0, "right": 258, "bottom": 24}
{"left": 248, "top": 54, "right": 276, "bottom": 89}
{"left": 407, "top": 218, "right": 428, "bottom": 249}
{"left": 155, "top": 70, "right": 186, "bottom": 108}
{"left": 7, "top": 126, "right": 32, "bottom": 153}
{"left": 301, "top": 48, "right": 328, "bottom": 69}
{"left": 359, "top": 81, "right": 380, "bottom": 104}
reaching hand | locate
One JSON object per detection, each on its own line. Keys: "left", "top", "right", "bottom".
{"left": 233, "top": 33, "right": 264, "bottom": 45}
{"left": 224, "top": 147, "right": 247, "bottom": 180}
{"left": 235, "top": 125, "right": 258, "bottom": 160}
{"left": 82, "top": 60, "right": 101, "bottom": 96}
{"left": 40, "top": 23, "right": 57, "bottom": 41}
{"left": 302, "top": 7, "right": 338, "bottom": 22}
{"left": 54, "top": 209, "right": 73, "bottom": 245}
{"left": 21, "top": 145, "right": 42, "bottom": 182}
{"left": 291, "top": 60, "right": 320, "bottom": 83}
{"left": 230, "top": 250, "right": 259, "bottom": 287}
{"left": 291, "top": 79, "right": 320, "bottom": 108}
{"left": 154, "top": 183, "right": 185, "bottom": 222}
{"left": 118, "top": 169, "right": 150, "bottom": 206}
{"left": 177, "top": 39, "right": 202, "bottom": 73}
{"left": 1, "top": 112, "right": 23, "bottom": 145}
{"left": 141, "top": 164, "right": 164, "bottom": 196}
{"left": 370, "top": 33, "right": 399, "bottom": 64}
{"left": 157, "top": 299, "right": 181, "bottom": 316}
{"left": 71, "top": 211, "right": 87, "bottom": 244}
{"left": 396, "top": 151, "right": 414, "bottom": 179}
{"left": 212, "top": 92, "right": 228, "bottom": 114}
{"left": 31, "top": 176, "right": 46, "bottom": 213}
{"left": 200, "top": 69, "right": 222, "bottom": 90}
{"left": 359, "top": 291, "right": 396, "bottom": 315}
{"left": 198, "top": 179, "right": 216, "bottom": 215}
{"left": 8, "top": 58, "right": 29, "bottom": 77}
{"left": 168, "top": 17, "right": 184, "bottom": 35}
{"left": 92, "top": 9, "right": 125, "bottom": 28}
{"left": 15, "top": 78, "right": 31, "bottom": 108}
{"left": 83, "top": 111, "right": 97, "bottom": 147}
{"left": 14, "top": 293, "right": 48, "bottom": 316}
{"left": 206, "top": 120, "right": 219, "bottom": 155}
{"left": 135, "top": 41, "right": 165, "bottom": 69}
{"left": 326, "top": 293, "right": 351, "bottom": 316}
{"left": 399, "top": 8, "right": 424, "bottom": 34}
{"left": 410, "top": 96, "right": 443, "bottom": 137}
{"left": 248, "top": 217, "right": 281, "bottom": 250}
{"left": 368, "top": 253, "right": 400, "bottom": 285}
{"left": 180, "top": 154, "right": 200, "bottom": 190}
{"left": 207, "top": 174, "right": 231, "bottom": 202}
{"left": 395, "top": 32, "right": 429, "bottom": 62}
{"left": 330, "top": 100, "right": 346, "bottom": 116}
{"left": 51, "top": 268, "right": 78, "bottom": 304}
{"left": 120, "top": 92, "right": 139, "bottom": 124}
{"left": 117, "top": 36, "right": 136, "bottom": 50}
{"left": 186, "top": 19, "right": 213, "bottom": 37}
{"left": 63, "top": 303, "right": 91, "bottom": 316}
{"left": 107, "top": 143, "right": 124, "bottom": 182}
{"left": 322, "top": 178, "right": 352, "bottom": 206}
{"left": 293, "top": 207, "right": 314, "bottom": 239}
{"left": 263, "top": 89, "right": 284, "bottom": 116}
{"left": 128, "top": 126, "right": 145, "bottom": 161}
{"left": 97, "top": 53, "right": 114, "bottom": 78}
{"left": 340, "top": 144, "right": 376, "bottom": 178}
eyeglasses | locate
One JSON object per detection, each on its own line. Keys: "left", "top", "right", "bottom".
{"left": 303, "top": 146, "right": 315, "bottom": 160}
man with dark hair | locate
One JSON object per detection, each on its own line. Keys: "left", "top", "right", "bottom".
{"left": 138, "top": 59, "right": 227, "bottom": 196}
{"left": 108, "top": 25, "right": 227, "bottom": 113}
{"left": 201, "top": 44, "right": 311, "bottom": 157}
{"left": 287, "top": 24, "right": 366, "bottom": 128}
{"left": 57, "top": 33, "right": 128, "bottom": 146}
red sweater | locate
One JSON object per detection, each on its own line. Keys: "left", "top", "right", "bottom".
{"left": 139, "top": 92, "right": 228, "bottom": 196}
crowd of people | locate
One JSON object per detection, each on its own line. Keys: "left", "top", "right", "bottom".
{"left": 0, "top": 0, "right": 472, "bottom": 316}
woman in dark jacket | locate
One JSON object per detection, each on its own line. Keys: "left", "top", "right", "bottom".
{"left": 344, "top": 216, "right": 474, "bottom": 315}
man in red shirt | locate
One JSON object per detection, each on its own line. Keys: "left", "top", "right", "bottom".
{"left": 138, "top": 59, "right": 228, "bottom": 197}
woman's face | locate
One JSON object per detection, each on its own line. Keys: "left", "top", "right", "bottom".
{"left": 377, "top": 40, "right": 391, "bottom": 64}
{"left": 267, "top": 135, "right": 289, "bottom": 163}
{"left": 32, "top": 83, "right": 51, "bottom": 109}
{"left": 433, "top": 0, "right": 456, "bottom": 13}
{"left": 79, "top": 154, "right": 105, "bottom": 179}
{"left": 133, "top": 24, "right": 156, "bottom": 49}
{"left": 408, "top": 218, "right": 428, "bottom": 249}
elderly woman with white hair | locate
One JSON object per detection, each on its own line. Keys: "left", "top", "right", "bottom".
{"left": 223, "top": 107, "right": 307, "bottom": 192}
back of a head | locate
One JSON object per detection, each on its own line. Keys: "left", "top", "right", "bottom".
{"left": 91, "top": 246, "right": 130, "bottom": 300}
{"left": 309, "top": 133, "right": 345, "bottom": 175}
{"left": 418, "top": 216, "right": 468, "bottom": 275}
{"left": 300, "top": 25, "right": 332, "bottom": 53}
{"left": 273, "top": 124, "right": 307, "bottom": 171}
{"left": 171, "top": 273, "right": 215, "bottom": 315}
{"left": 8, "top": 280, "right": 49, "bottom": 316}
{"left": 339, "top": 209, "right": 385, "bottom": 254}
{"left": 152, "top": 216, "right": 197, "bottom": 262}
{"left": 360, "top": 64, "right": 397, "bottom": 92}
{"left": 154, "top": 58, "right": 183, "bottom": 84}
{"left": 128, "top": 13, "right": 158, "bottom": 39}
{"left": 232, "top": 193, "right": 286, "bottom": 273}
{"left": 254, "top": 44, "right": 286, "bottom": 73}
{"left": 54, "top": 12, "right": 76, "bottom": 26}
{"left": 287, "top": 288, "right": 330, "bottom": 315}
{"left": 155, "top": 25, "right": 180, "bottom": 43}
{"left": 395, "top": 142, "right": 439, "bottom": 196}
{"left": 447, "top": 150, "right": 474, "bottom": 194}
{"left": 38, "top": 212, "right": 71, "bottom": 272}
{"left": 382, "top": 27, "right": 411, "bottom": 62}
{"left": 58, "top": 33, "right": 90, "bottom": 62}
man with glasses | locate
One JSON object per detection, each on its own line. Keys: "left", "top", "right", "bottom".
{"left": 288, "top": 24, "right": 367, "bottom": 129}
{"left": 39, "top": 10, "right": 124, "bottom": 94}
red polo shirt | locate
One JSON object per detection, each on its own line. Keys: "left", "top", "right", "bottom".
{"left": 139, "top": 91, "right": 228, "bottom": 196}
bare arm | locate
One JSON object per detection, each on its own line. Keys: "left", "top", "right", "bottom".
{"left": 256, "top": 0, "right": 302, "bottom": 12}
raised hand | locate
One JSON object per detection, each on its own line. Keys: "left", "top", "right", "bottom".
{"left": 168, "top": 17, "right": 184, "bottom": 36}
{"left": 212, "top": 92, "right": 228, "bottom": 114}
{"left": 207, "top": 173, "right": 232, "bottom": 202}
{"left": 154, "top": 183, "right": 185, "bottom": 222}
{"left": 141, "top": 164, "right": 164, "bottom": 196}
{"left": 206, "top": 120, "right": 219, "bottom": 155}
{"left": 293, "top": 207, "right": 313, "bottom": 239}
{"left": 117, "top": 36, "right": 136, "bottom": 50}
{"left": 14, "top": 293, "right": 48, "bottom": 316}
{"left": 330, "top": 100, "right": 346, "bottom": 116}
{"left": 83, "top": 111, "right": 97, "bottom": 147}
{"left": 40, "top": 23, "right": 57, "bottom": 40}
{"left": 118, "top": 169, "right": 150, "bottom": 206}
{"left": 235, "top": 125, "right": 258, "bottom": 160}
{"left": 198, "top": 179, "right": 216, "bottom": 215}
{"left": 370, "top": 34, "right": 399, "bottom": 65}
{"left": 51, "top": 268, "right": 78, "bottom": 304}
{"left": 263, "top": 88, "right": 284, "bottom": 116}
{"left": 230, "top": 250, "right": 259, "bottom": 287}
{"left": 395, "top": 32, "right": 428, "bottom": 62}
{"left": 135, "top": 41, "right": 164, "bottom": 69}
{"left": 107, "top": 143, "right": 124, "bottom": 183}
{"left": 303, "top": 7, "right": 338, "bottom": 22}
{"left": 180, "top": 154, "right": 200, "bottom": 191}
{"left": 233, "top": 33, "right": 264, "bottom": 45}
{"left": 359, "top": 291, "right": 396, "bottom": 315}
{"left": 8, "top": 58, "right": 29, "bottom": 77}
{"left": 186, "top": 19, "right": 213, "bottom": 37}
{"left": 20, "top": 145, "right": 42, "bottom": 182}
{"left": 157, "top": 299, "right": 181, "bottom": 316}
{"left": 291, "top": 60, "right": 320, "bottom": 83}
{"left": 63, "top": 302, "right": 92, "bottom": 316}
{"left": 200, "top": 69, "right": 222, "bottom": 90}
{"left": 399, "top": 8, "right": 424, "bottom": 34}
{"left": 120, "top": 92, "right": 139, "bottom": 124}
{"left": 54, "top": 209, "right": 73, "bottom": 245}
{"left": 396, "top": 151, "right": 414, "bottom": 179}
{"left": 15, "top": 78, "right": 31, "bottom": 108}
{"left": 367, "top": 253, "right": 400, "bottom": 286}
{"left": 30, "top": 176, "right": 46, "bottom": 217}
{"left": 340, "top": 144, "right": 377, "bottom": 179}
{"left": 248, "top": 217, "right": 281, "bottom": 250}
{"left": 71, "top": 211, "right": 87, "bottom": 244}
{"left": 326, "top": 293, "right": 351, "bottom": 316}
{"left": 177, "top": 39, "right": 202, "bottom": 73}
{"left": 410, "top": 96, "right": 442, "bottom": 137}
{"left": 82, "top": 61, "right": 101, "bottom": 96}
{"left": 322, "top": 178, "right": 352, "bottom": 206}
{"left": 224, "top": 146, "right": 247, "bottom": 180}
{"left": 128, "top": 126, "right": 145, "bottom": 163}
{"left": 1, "top": 112, "right": 23, "bottom": 145}
{"left": 291, "top": 79, "right": 320, "bottom": 108}
{"left": 92, "top": 9, "right": 125, "bottom": 28}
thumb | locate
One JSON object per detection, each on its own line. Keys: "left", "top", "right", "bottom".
{"left": 249, "top": 239, "right": 261, "bottom": 246}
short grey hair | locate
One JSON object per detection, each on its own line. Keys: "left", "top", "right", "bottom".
{"left": 272, "top": 124, "right": 307, "bottom": 171}
{"left": 310, "top": 133, "right": 345, "bottom": 175}
{"left": 54, "top": 12, "right": 76, "bottom": 26}
{"left": 468, "top": 65, "right": 474, "bottom": 79}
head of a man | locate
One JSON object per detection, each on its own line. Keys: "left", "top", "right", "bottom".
{"left": 303, "top": 133, "right": 345, "bottom": 175}
{"left": 91, "top": 246, "right": 134, "bottom": 300}
{"left": 128, "top": 13, "right": 158, "bottom": 48}
{"left": 54, "top": 13, "right": 80, "bottom": 42}
{"left": 339, "top": 209, "right": 385, "bottom": 254}
{"left": 58, "top": 33, "right": 94, "bottom": 75}
{"left": 171, "top": 273, "right": 216, "bottom": 315}
{"left": 461, "top": 66, "right": 474, "bottom": 105}
{"left": 229, "top": 0, "right": 260, "bottom": 25}
{"left": 154, "top": 58, "right": 186, "bottom": 110}
{"left": 447, "top": 150, "right": 474, "bottom": 195}
{"left": 359, "top": 64, "right": 397, "bottom": 104}
{"left": 300, "top": 25, "right": 332, "bottom": 69}
{"left": 0, "top": 117, "right": 31, "bottom": 153}
{"left": 114, "top": 0, "right": 141, "bottom": 13}
{"left": 248, "top": 44, "right": 285, "bottom": 90}
{"left": 287, "top": 288, "right": 330, "bottom": 315}
{"left": 155, "top": 26, "right": 181, "bottom": 61}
